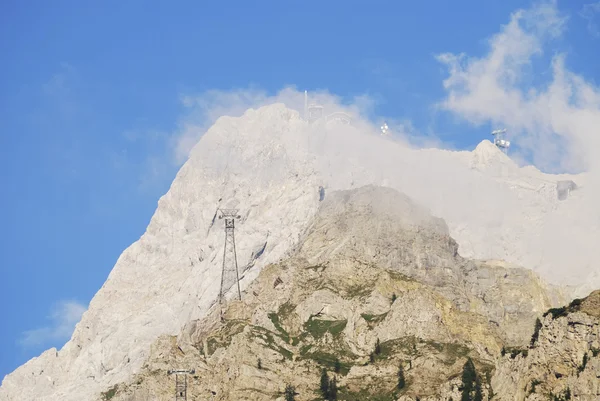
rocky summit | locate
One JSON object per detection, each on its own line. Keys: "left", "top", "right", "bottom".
{"left": 1, "top": 104, "right": 599, "bottom": 401}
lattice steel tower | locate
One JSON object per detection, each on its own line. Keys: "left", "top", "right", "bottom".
{"left": 218, "top": 209, "right": 242, "bottom": 304}
{"left": 167, "top": 369, "right": 195, "bottom": 401}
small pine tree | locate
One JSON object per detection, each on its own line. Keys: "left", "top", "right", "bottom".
{"left": 375, "top": 338, "right": 381, "bottom": 355}
{"left": 320, "top": 368, "right": 329, "bottom": 399}
{"left": 460, "top": 358, "right": 476, "bottom": 401}
{"left": 530, "top": 318, "right": 543, "bottom": 348}
{"left": 565, "top": 387, "right": 571, "bottom": 400}
{"left": 284, "top": 384, "right": 296, "bottom": 401}
{"left": 369, "top": 352, "right": 375, "bottom": 363}
{"left": 397, "top": 363, "right": 406, "bottom": 390}
{"left": 334, "top": 358, "right": 341, "bottom": 373}
{"left": 391, "top": 293, "right": 397, "bottom": 303}
{"left": 501, "top": 346, "right": 506, "bottom": 356}
{"left": 579, "top": 353, "right": 588, "bottom": 373}
{"left": 257, "top": 358, "right": 262, "bottom": 370}
{"left": 328, "top": 377, "right": 338, "bottom": 400}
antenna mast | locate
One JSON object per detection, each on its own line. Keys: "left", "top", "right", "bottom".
{"left": 167, "top": 369, "right": 195, "bottom": 401}
{"left": 304, "top": 90, "right": 308, "bottom": 120}
{"left": 218, "top": 209, "right": 242, "bottom": 309}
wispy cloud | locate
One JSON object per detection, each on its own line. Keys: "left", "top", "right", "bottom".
{"left": 436, "top": 0, "right": 600, "bottom": 179}
{"left": 581, "top": 2, "right": 600, "bottom": 37}
{"left": 19, "top": 300, "right": 87, "bottom": 349}
{"left": 121, "top": 85, "right": 445, "bottom": 192}
{"left": 169, "top": 86, "right": 382, "bottom": 164}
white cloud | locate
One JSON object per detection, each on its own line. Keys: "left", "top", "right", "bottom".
{"left": 19, "top": 300, "right": 87, "bottom": 348}
{"left": 169, "top": 86, "right": 386, "bottom": 164}
{"left": 581, "top": 2, "right": 600, "bottom": 37}
{"left": 436, "top": 0, "right": 600, "bottom": 180}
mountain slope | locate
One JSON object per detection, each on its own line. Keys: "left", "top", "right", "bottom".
{"left": 1, "top": 103, "right": 598, "bottom": 401}
{"left": 493, "top": 291, "right": 600, "bottom": 401}
{"left": 100, "top": 186, "right": 592, "bottom": 401}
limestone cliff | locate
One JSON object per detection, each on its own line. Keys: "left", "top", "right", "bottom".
{"left": 98, "top": 186, "right": 593, "bottom": 401}
{"left": 493, "top": 291, "right": 600, "bottom": 401}
{"left": 2, "top": 103, "right": 598, "bottom": 401}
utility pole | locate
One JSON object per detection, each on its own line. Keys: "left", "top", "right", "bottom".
{"left": 218, "top": 209, "right": 242, "bottom": 311}
{"left": 167, "top": 369, "right": 195, "bottom": 401}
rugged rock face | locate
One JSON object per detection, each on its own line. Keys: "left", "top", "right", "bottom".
{"left": 96, "top": 186, "right": 591, "bottom": 401}
{"left": 492, "top": 291, "right": 600, "bottom": 401}
{"left": 106, "top": 260, "right": 500, "bottom": 401}
{"left": 297, "top": 186, "right": 567, "bottom": 347}
{"left": 1, "top": 103, "right": 598, "bottom": 401}
{"left": 1, "top": 104, "right": 322, "bottom": 401}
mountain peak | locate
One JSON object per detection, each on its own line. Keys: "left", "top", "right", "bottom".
{"left": 470, "top": 139, "right": 514, "bottom": 169}
{"left": 2, "top": 104, "right": 599, "bottom": 401}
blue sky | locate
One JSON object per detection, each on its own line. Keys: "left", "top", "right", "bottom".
{"left": 1, "top": 0, "right": 599, "bottom": 380}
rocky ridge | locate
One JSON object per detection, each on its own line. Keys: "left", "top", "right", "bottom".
{"left": 492, "top": 291, "right": 600, "bottom": 401}
{"left": 1, "top": 103, "right": 599, "bottom": 401}
{"left": 97, "top": 186, "right": 595, "bottom": 401}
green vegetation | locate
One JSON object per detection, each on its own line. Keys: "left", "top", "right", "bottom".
{"left": 306, "top": 264, "right": 327, "bottom": 272}
{"left": 387, "top": 270, "right": 414, "bottom": 283}
{"left": 543, "top": 297, "right": 584, "bottom": 320}
{"left": 249, "top": 326, "right": 293, "bottom": 360}
{"left": 268, "top": 312, "right": 290, "bottom": 342}
{"left": 284, "top": 384, "right": 296, "bottom": 401}
{"left": 569, "top": 298, "right": 583, "bottom": 308}
{"left": 205, "top": 319, "right": 247, "bottom": 355}
{"left": 460, "top": 358, "right": 476, "bottom": 401}
{"left": 268, "top": 302, "right": 298, "bottom": 343}
{"left": 301, "top": 349, "right": 354, "bottom": 375}
{"left": 320, "top": 369, "right": 330, "bottom": 398}
{"left": 257, "top": 358, "right": 262, "bottom": 369}
{"left": 318, "top": 369, "right": 338, "bottom": 400}
{"left": 344, "top": 283, "right": 373, "bottom": 299}
{"left": 460, "top": 358, "right": 483, "bottom": 401}
{"left": 528, "top": 379, "right": 542, "bottom": 394}
{"left": 544, "top": 307, "right": 568, "bottom": 320}
{"left": 334, "top": 358, "right": 341, "bottom": 373}
{"left": 329, "top": 376, "right": 338, "bottom": 400}
{"left": 375, "top": 338, "right": 382, "bottom": 355}
{"left": 578, "top": 353, "right": 588, "bottom": 374}
{"left": 551, "top": 387, "right": 572, "bottom": 401}
{"left": 304, "top": 317, "right": 347, "bottom": 339}
{"left": 391, "top": 293, "right": 397, "bottom": 303}
{"left": 101, "top": 385, "right": 118, "bottom": 400}
{"left": 503, "top": 347, "right": 528, "bottom": 359}
{"left": 530, "top": 318, "right": 543, "bottom": 348}
{"left": 278, "top": 302, "right": 297, "bottom": 318}
{"left": 374, "top": 337, "right": 471, "bottom": 367}
{"left": 397, "top": 363, "right": 406, "bottom": 390}
{"left": 361, "top": 312, "right": 388, "bottom": 328}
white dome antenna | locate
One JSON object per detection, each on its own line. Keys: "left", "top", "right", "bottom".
{"left": 380, "top": 122, "right": 389, "bottom": 136}
{"left": 491, "top": 129, "right": 510, "bottom": 154}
